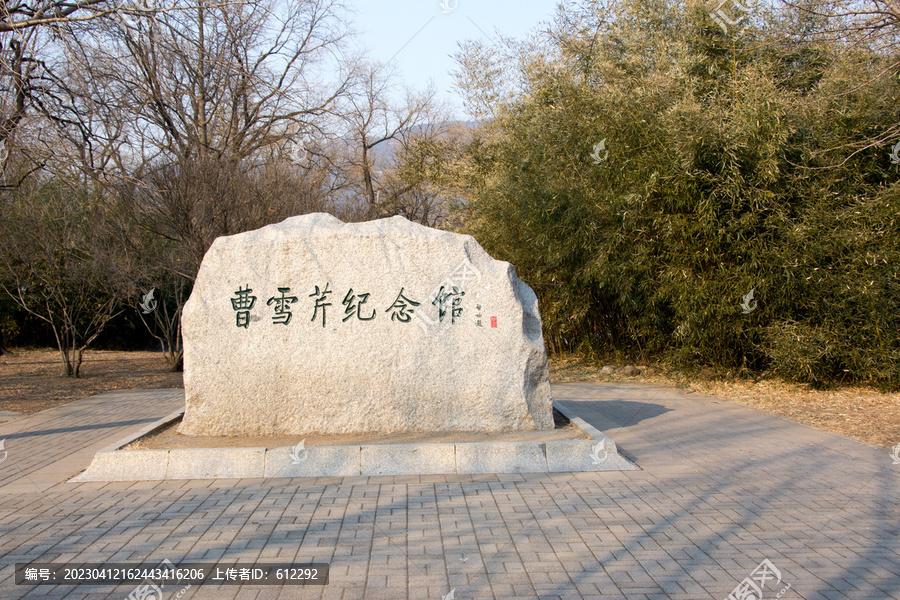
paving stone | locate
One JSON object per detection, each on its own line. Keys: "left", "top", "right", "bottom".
{"left": 0, "top": 385, "right": 897, "bottom": 600}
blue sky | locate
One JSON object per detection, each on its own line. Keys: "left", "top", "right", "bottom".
{"left": 346, "top": 1, "right": 560, "bottom": 119}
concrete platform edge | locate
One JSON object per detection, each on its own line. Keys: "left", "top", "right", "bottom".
{"left": 70, "top": 400, "right": 638, "bottom": 481}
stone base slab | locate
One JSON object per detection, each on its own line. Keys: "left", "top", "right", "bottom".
{"left": 71, "top": 402, "right": 639, "bottom": 482}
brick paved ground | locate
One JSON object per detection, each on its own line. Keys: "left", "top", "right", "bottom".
{"left": 0, "top": 383, "right": 897, "bottom": 599}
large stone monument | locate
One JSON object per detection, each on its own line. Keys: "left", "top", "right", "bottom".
{"left": 179, "top": 213, "right": 554, "bottom": 436}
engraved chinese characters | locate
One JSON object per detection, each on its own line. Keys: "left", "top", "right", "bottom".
{"left": 230, "top": 286, "right": 256, "bottom": 328}
{"left": 180, "top": 213, "right": 553, "bottom": 436}
{"left": 266, "top": 288, "right": 297, "bottom": 325}
{"left": 229, "top": 285, "right": 448, "bottom": 329}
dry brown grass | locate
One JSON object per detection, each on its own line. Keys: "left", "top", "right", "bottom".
{"left": 550, "top": 354, "right": 899, "bottom": 449}
{"left": 0, "top": 348, "right": 182, "bottom": 415}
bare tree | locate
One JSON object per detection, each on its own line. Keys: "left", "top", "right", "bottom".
{"left": 770, "top": 0, "right": 900, "bottom": 161}
{"left": 135, "top": 275, "right": 188, "bottom": 371}
{"left": 0, "top": 0, "right": 135, "bottom": 188}
{"left": 782, "top": 0, "right": 900, "bottom": 47}
{"left": 41, "top": 0, "right": 353, "bottom": 367}
{"left": 0, "top": 177, "right": 131, "bottom": 376}
{"left": 335, "top": 61, "right": 456, "bottom": 223}
{"left": 371, "top": 119, "right": 472, "bottom": 227}
{"left": 1, "top": 0, "right": 119, "bottom": 33}
{"left": 58, "top": 0, "right": 351, "bottom": 166}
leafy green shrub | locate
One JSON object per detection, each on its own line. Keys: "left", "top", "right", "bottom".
{"left": 449, "top": 0, "right": 900, "bottom": 388}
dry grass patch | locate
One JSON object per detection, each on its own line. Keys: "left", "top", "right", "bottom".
{"left": 549, "top": 354, "right": 899, "bottom": 449}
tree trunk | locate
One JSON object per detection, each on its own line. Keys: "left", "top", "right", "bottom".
{"left": 57, "top": 343, "right": 74, "bottom": 377}
{"left": 74, "top": 347, "right": 85, "bottom": 378}
{"left": 170, "top": 350, "right": 184, "bottom": 372}
{"left": 59, "top": 357, "right": 73, "bottom": 376}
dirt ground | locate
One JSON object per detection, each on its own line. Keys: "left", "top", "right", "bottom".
{"left": 1, "top": 347, "right": 897, "bottom": 450}
{"left": 0, "top": 348, "right": 182, "bottom": 416}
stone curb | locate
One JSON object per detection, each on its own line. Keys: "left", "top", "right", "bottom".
{"left": 0, "top": 409, "right": 24, "bottom": 423}
{"left": 71, "top": 401, "right": 639, "bottom": 482}
{"left": 98, "top": 406, "right": 187, "bottom": 452}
